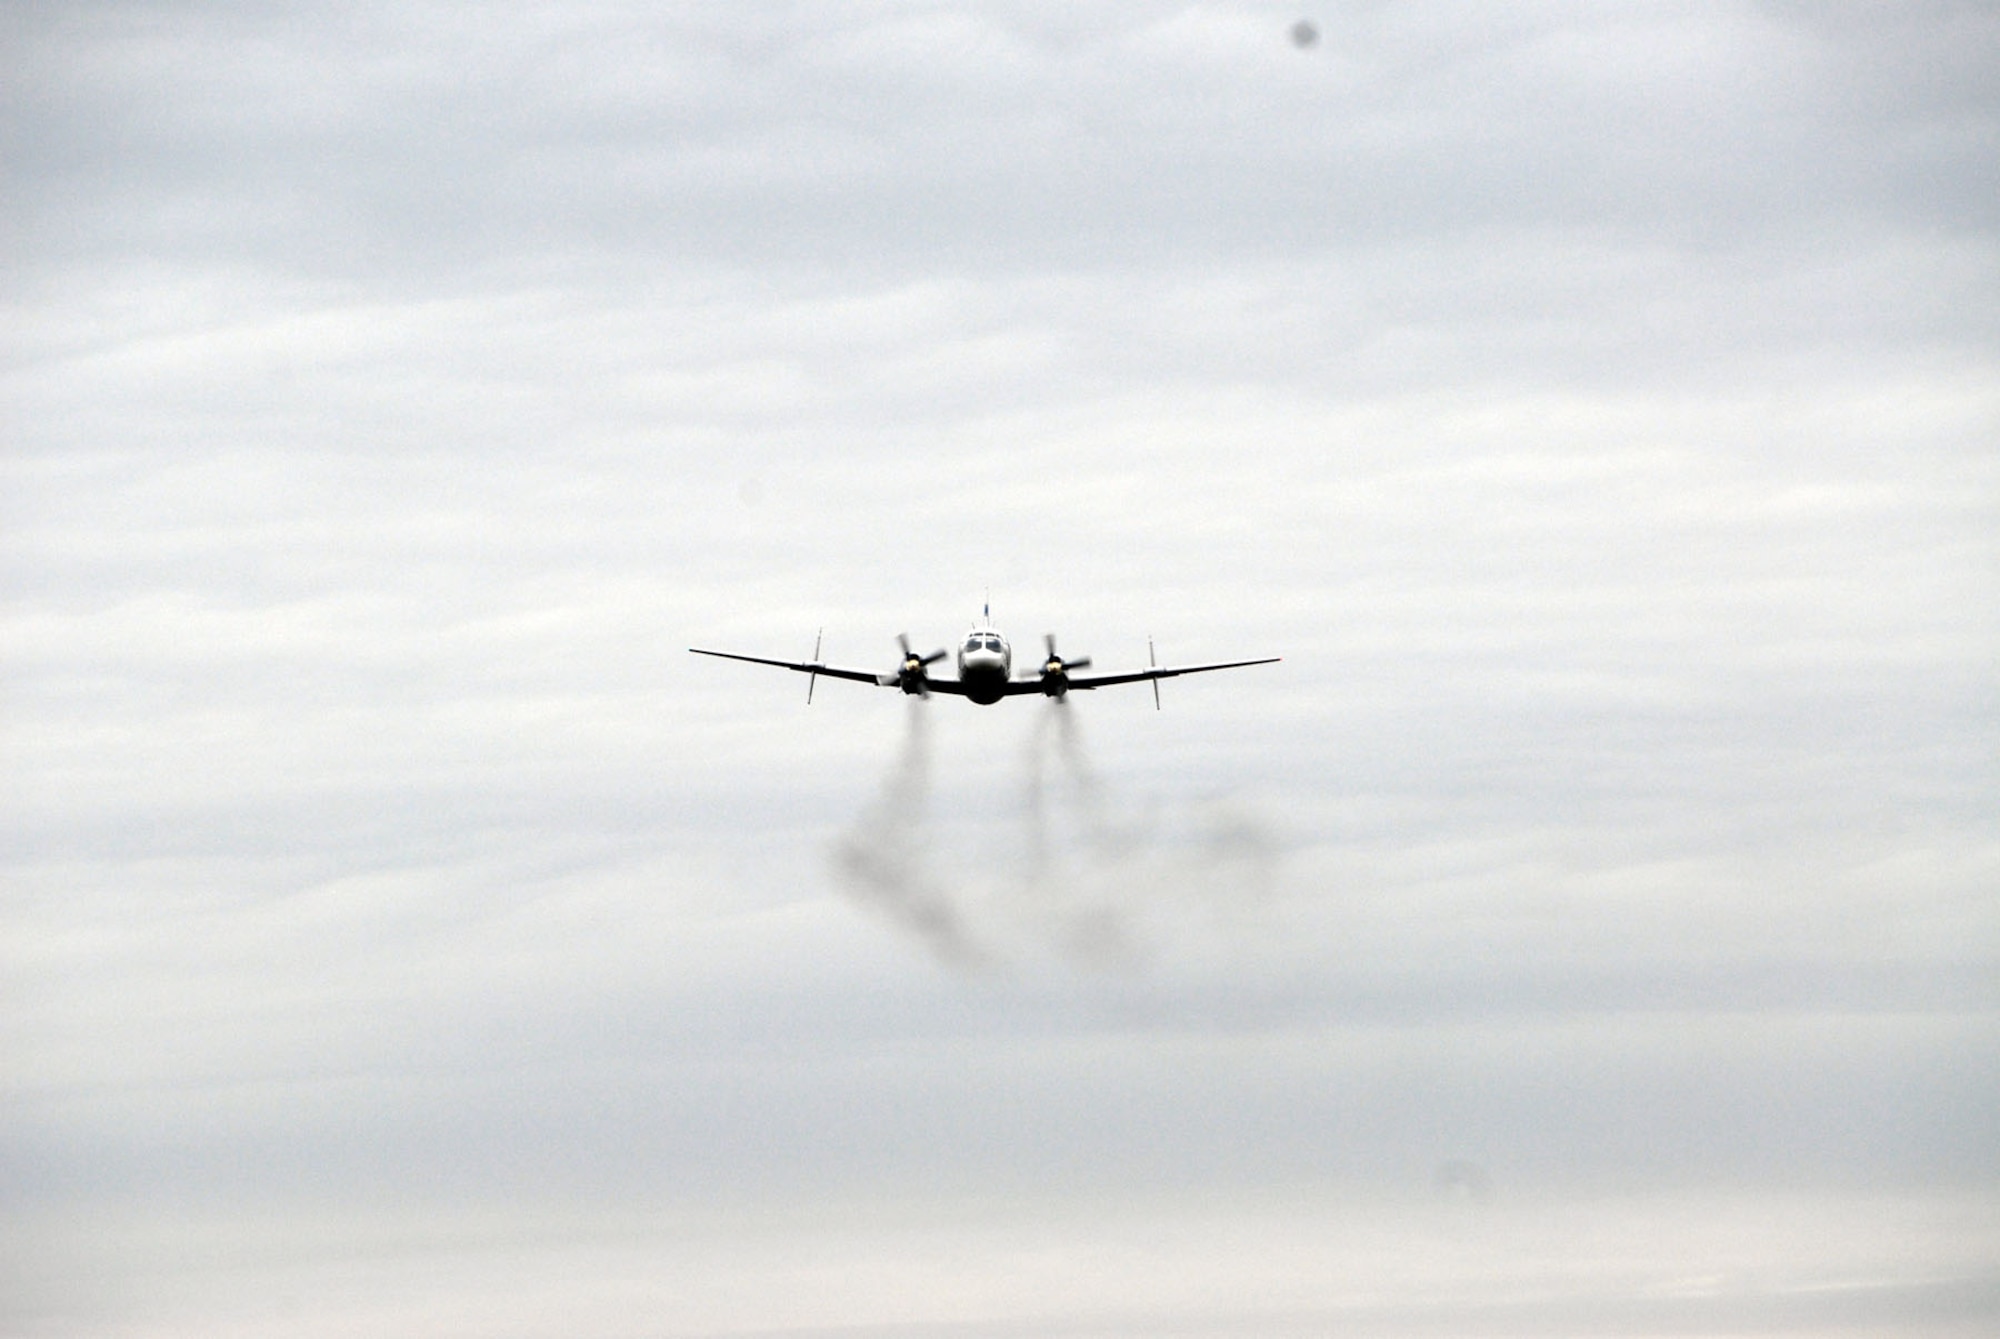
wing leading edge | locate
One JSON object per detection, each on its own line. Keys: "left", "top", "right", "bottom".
{"left": 686, "top": 647, "right": 972, "bottom": 694}
{"left": 688, "top": 646, "right": 1281, "bottom": 699}
{"left": 998, "top": 656, "right": 1282, "bottom": 694}
{"left": 688, "top": 647, "right": 879, "bottom": 685}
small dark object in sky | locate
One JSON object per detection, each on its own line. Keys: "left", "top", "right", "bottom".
{"left": 1435, "top": 1159, "right": 1494, "bottom": 1203}
{"left": 1290, "top": 19, "right": 1319, "bottom": 48}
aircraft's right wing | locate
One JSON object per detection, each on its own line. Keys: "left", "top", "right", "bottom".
{"left": 1053, "top": 656, "right": 1280, "bottom": 691}
{"left": 688, "top": 647, "right": 972, "bottom": 696}
{"left": 688, "top": 647, "right": 887, "bottom": 685}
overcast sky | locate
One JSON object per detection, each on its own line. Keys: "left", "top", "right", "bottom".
{"left": 4, "top": 2, "right": 1997, "bottom": 1335}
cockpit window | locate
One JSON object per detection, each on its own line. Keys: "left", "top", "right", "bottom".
{"left": 983, "top": 637, "right": 1003, "bottom": 651}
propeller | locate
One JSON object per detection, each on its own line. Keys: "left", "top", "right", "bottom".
{"left": 1036, "top": 633, "right": 1091, "bottom": 696}
{"left": 882, "top": 632, "right": 947, "bottom": 696}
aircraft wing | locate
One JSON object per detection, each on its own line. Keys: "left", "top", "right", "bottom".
{"left": 914, "top": 677, "right": 969, "bottom": 695}
{"left": 688, "top": 647, "right": 971, "bottom": 695}
{"left": 690, "top": 647, "right": 882, "bottom": 684}
{"left": 1003, "top": 656, "right": 1280, "bottom": 694}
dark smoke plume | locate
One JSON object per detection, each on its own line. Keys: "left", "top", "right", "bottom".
{"left": 834, "top": 700, "right": 1277, "bottom": 967}
{"left": 1017, "top": 700, "right": 1147, "bottom": 964}
{"left": 829, "top": 700, "right": 989, "bottom": 966}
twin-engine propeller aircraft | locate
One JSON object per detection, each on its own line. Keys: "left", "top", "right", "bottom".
{"left": 691, "top": 606, "right": 1278, "bottom": 708}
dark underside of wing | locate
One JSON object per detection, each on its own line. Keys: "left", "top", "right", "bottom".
{"left": 692, "top": 647, "right": 1278, "bottom": 696}
{"left": 689, "top": 647, "right": 883, "bottom": 684}
{"left": 1001, "top": 657, "right": 1281, "bottom": 693}
{"left": 688, "top": 647, "right": 972, "bottom": 692}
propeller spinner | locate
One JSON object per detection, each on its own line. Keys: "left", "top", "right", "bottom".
{"left": 1036, "top": 633, "right": 1092, "bottom": 696}
{"left": 881, "top": 632, "right": 947, "bottom": 696}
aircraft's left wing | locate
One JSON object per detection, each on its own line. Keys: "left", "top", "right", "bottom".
{"left": 1001, "top": 656, "right": 1280, "bottom": 694}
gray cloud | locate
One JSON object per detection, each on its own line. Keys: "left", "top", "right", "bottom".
{"left": 3, "top": 1, "right": 1996, "bottom": 1334}
{"left": 10, "top": 2, "right": 1996, "bottom": 283}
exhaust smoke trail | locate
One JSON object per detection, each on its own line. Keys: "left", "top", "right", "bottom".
{"left": 829, "top": 699, "right": 988, "bottom": 967}
{"left": 1018, "top": 700, "right": 1147, "bottom": 964}
{"left": 834, "top": 700, "right": 1278, "bottom": 967}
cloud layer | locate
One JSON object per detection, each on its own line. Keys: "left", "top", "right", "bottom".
{"left": 4, "top": 2, "right": 1996, "bottom": 1334}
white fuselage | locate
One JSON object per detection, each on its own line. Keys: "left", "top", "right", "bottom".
{"left": 956, "top": 626, "right": 1013, "bottom": 705}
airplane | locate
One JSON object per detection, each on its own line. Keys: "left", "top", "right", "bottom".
{"left": 690, "top": 605, "right": 1278, "bottom": 708}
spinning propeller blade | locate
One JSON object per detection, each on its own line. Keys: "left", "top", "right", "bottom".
{"left": 890, "top": 633, "right": 946, "bottom": 696}
{"left": 1034, "top": 633, "right": 1091, "bottom": 697}
{"left": 897, "top": 633, "right": 946, "bottom": 666}
{"left": 1040, "top": 633, "right": 1091, "bottom": 672}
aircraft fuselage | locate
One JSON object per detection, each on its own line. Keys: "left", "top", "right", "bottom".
{"left": 954, "top": 626, "right": 1013, "bottom": 705}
